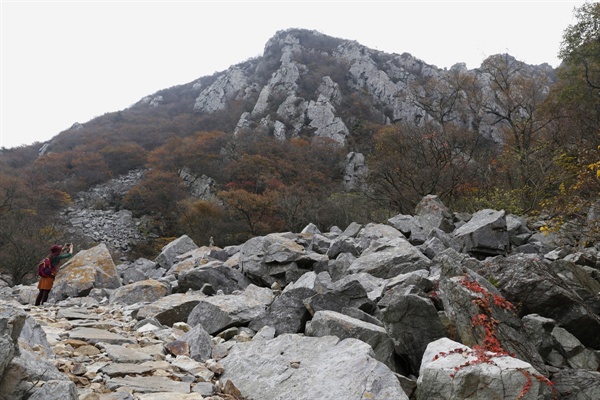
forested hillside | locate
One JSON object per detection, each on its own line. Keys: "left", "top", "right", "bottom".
{"left": 1, "top": 4, "right": 599, "bottom": 285}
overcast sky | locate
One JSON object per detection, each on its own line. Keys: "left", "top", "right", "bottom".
{"left": 0, "top": 0, "right": 587, "bottom": 150}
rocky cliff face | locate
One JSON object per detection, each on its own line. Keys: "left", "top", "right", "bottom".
{"left": 39, "top": 28, "right": 556, "bottom": 194}
{"left": 141, "top": 29, "right": 555, "bottom": 150}
{"left": 2, "top": 195, "right": 599, "bottom": 399}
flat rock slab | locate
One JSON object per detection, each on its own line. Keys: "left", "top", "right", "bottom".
{"left": 68, "top": 327, "right": 135, "bottom": 345}
{"left": 137, "top": 394, "right": 204, "bottom": 400}
{"left": 105, "top": 376, "right": 190, "bottom": 393}
{"left": 68, "top": 320, "right": 122, "bottom": 329}
{"left": 100, "top": 361, "right": 172, "bottom": 377}
{"left": 103, "top": 343, "right": 153, "bottom": 363}
{"left": 57, "top": 308, "right": 101, "bottom": 320}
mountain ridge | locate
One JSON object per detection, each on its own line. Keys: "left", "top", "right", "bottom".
{"left": 38, "top": 28, "right": 555, "bottom": 155}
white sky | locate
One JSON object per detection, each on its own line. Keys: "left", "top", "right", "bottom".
{"left": 0, "top": 0, "right": 588, "bottom": 149}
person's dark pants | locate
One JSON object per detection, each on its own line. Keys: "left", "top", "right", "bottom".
{"left": 35, "top": 289, "right": 51, "bottom": 306}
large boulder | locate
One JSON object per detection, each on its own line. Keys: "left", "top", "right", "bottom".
{"left": 304, "top": 279, "right": 376, "bottom": 316}
{"left": 387, "top": 214, "right": 426, "bottom": 244}
{"left": 0, "top": 305, "right": 27, "bottom": 378}
{"left": 51, "top": 243, "right": 121, "bottom": 301}
{"left": 355, "top": 223, "right": 405, "bottom": 250}
{"left": 380, "top": 285, "right": 447, "bottom": 374}
{"left": 522, "top": 313, "right": 599, "bottom": 371}
{"left": 110, "top": 279, "right": 171, "bottom": 305}
{"left": 136, "top": 293, "right": 207, "bottom": 326}
{"left": 551, "top": 370, "right": 600, "bottom": 399}
{"left": 413, "top": 195, "right": 455, "bottom": 236}
{"left": 239, "top": 233, "right": 313, "bottom": 287}
{"left": 187, "top": 284, "right": 274, "bottom": 334}
{"left": 306, "top": 310, "right": 397, "bottom": 371}
{"left": 453, "top": 209, "right": 509, "bottom": 256}
{"left": 0, "top": 304, "right": 78, "bottom": 399}
{"left": 416, "top": 338, "right": 553, "bottom": 400}
{"left": 219, "top": 334, "right": 408, "bottom": 400}
{"left": 0, "top": 349, "right": 79, "bottom": 400}
{"left": 155, "top": 235, "right": 199, "bottom": 270}
{"left": 249, "top": 287, "right": 315, "bottom": 335}
{"left": 18, "top": 314, "right": 54, "bottom": 358}
{"left": 177, "top": 261, "right": 251, "bottom": 294}
{"left": 347, "top": 237, "right": 431, "bottom": 279}
{"left": 437, "top": 250, "right": 546, "bottom": 373}
{"left": 475, "top": 254, "right": 600, "bottom": 349}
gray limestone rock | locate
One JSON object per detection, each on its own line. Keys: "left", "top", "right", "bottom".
{"left": 105, "top": 376, "right": 190, "bottom": 394}
{"left": 414, "top": 195, "right": 455, "bottom": 235}
{"left": 100, "top": 343, "right": 154, "bottom": 363}
{"left": 136, "top": 293, "right": 206, "bottom": 327}
{"left": 194, "top": 66, "right": 249, "bottom": 113}
{"left": 348, "top": 237, "right": 431, "bottom": 279}
{"left": 380, "top": 285, "right": 447, "bottom": 373}
{"left": 329, "top": 272, "right": 387, "bottom": 302}
{"left": 249, "top": 287, "right": 315, "bottom": 335}
{"left": 155, "top": 235, "right": 199, "bottom": 270}
{"left": 0, "top": 348, "right": 77, "bottom": 400}
{"left": 51, "top": 243, "right": 121, "bottom": 301}
{"left": 325, "top": 236, "right": 361, "bottom": 259}
{"left": 187, "top": 284, "right": 274, "bottom": 335}
{"left": 306, "top": 310, "right": 397, "bottom": 371}
{"left": 219, "top": 334, "right": 408, "bottom": 400}
{"left": 177, "top": 261, "right": 250, "bottom": 294}
{"left": 304, "top": 279, "right": 376, "bottom": 316}
{"left": 475, "top": 254, "right": 600, "bottom": 349}
{"left": 0, "top": 304, "right": 28, "bottom": 378}
{"left": 453, "top": 209, "right": 509, "bottom": 256}
{"left": 387, "top": 214, "right": 426, "bottom": 244}
{"left": 68, "top": 327, "right": 136, "bottom": 345}
{"left": 110, "top": 279, "right": 170, "bottom": 305}
{"left": 522, "top": 314, "right": 567, "bottom": 368}
{"left": 178, "top": 324, "right": 213, "bottom": 362}
{"left": 239, "top": 233, "right": 312, "bottom": 287}
{"left": 416, "top": 338, "right": 552, "bottom": 400}
{"left": 22, "top": 380, "right": 79, "bottom": 400}
{"left": 551, "top": 370, "right": 600, "bottom": 399}
{"left": 100, "top": 360, "right": 172, "bottom": 378}
{"left": 17, "top": 314, "right": 54, "bottom": 358}
{"left": 437, "top": 252, "right": 546, "bottom": 373}
{"left": 344, "top": 152, "right": 369, "bottom": 190}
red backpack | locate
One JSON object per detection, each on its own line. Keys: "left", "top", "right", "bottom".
{"left": 37, "top": 258, "right": 53, "bottom": 278}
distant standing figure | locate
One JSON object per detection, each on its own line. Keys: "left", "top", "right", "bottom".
{"left": 35, "top": 243, "right": 74, "bottom": 306}
{"left": 209, "top": 236, "right": 214, "bottom": 247}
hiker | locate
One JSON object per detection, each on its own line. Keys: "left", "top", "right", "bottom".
{"left": 35, "top": 243, "right": 74, "bottom": 306}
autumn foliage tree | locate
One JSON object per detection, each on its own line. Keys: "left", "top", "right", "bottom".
{"left": 178, "top": 199, "right": 229, "bottom": 247}
{"left": 0, "top": 171, "right": 69, "bottom": 284}
{"left": 123, "top": 170, "right": 187, "bottom": 234}
{"left": 534, "top": 2, "right": 600, "bottom": 244}
{"left": 367, "top": 121, "right": 482, "bottom": 214}
{"left": 100, "top": 142, "right": 148, "bottom": 175}
{"left": 476, "top": 54, "right": 559, "bottom": 212}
